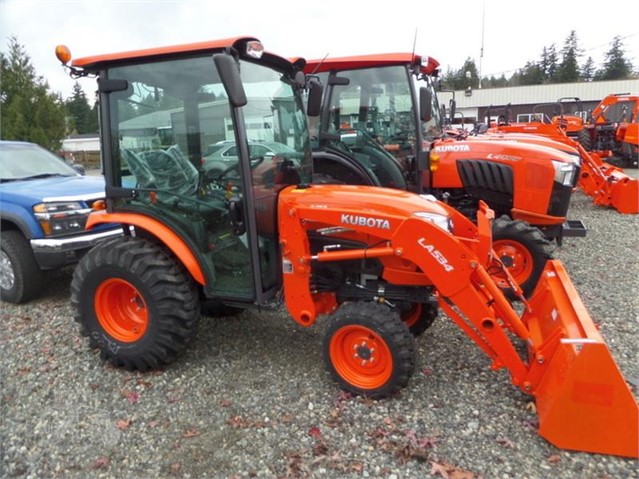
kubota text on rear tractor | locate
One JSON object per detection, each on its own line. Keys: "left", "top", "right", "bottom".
{"left": 56, "top": 37, "right": 638, "bottom": 458}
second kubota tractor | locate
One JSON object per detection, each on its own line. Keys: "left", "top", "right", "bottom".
{"left": 55, "top": 37, "right": 637, "bottom": 458}
{"left": 302, "top": 53, "right": 586, "bottom": 296}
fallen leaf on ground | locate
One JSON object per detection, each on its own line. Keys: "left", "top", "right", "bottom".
{"left": 116, "top": 418, "right": 132, "bottom": 430}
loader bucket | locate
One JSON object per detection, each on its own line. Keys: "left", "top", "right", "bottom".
{"left": 522, "top": 260, "right": 638, "bottom": 457}
{"left": 609, "top": 174, "right": 639, "bottom": 214}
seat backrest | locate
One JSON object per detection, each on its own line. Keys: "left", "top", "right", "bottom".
{"left": 122, "top": 148, "right": 156, "bottom": 188}
{"left": 141, "top": 146, "right": 199, "bottom": 197}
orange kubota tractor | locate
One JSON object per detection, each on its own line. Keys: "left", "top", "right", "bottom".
{"left": 483, "top": 101, "right": 639, "bottom": 214}
{"left": 302, "top": 54, "right": 586, "bottom": 296}
{"left": 55, "top": 37, "right": 637, "bottom": 458}
{"left": 575, "top": 93, "right": 639, "bottom": 168}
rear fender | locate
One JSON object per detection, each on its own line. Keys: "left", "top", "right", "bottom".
{"left": 86, "top": 211, "right": 206, "bottom": 285}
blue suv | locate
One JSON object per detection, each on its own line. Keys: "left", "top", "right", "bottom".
{"left": 0, "top": 140, "right": 121, "bottom": 303}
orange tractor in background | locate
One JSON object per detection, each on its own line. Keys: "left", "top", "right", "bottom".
{"left": 56, "top": 37, "right": 637, "bottom": 458}
{"left": 484, "top": 101, "right": 639, "bottom": 214}
{"left": 575, "top": 93, "right": 639, "bottom": 168}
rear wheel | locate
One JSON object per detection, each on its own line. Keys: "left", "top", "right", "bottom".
{"left": 492, "top": 216, "right": 553, "bottom": 299}
{"left": 0, "top": 230, "right": 43, "bottom": 304}
{"left": 399, "top": 302, "right": 438, "bottom": 336}
{"left": 577, "top": 128, "right": 592, "bottom": 151}
{"left": 70, "top": 236, "right": 200, "bottom": 371}
{"left": 323, "top": 302, "right": 415, "bottom": 398}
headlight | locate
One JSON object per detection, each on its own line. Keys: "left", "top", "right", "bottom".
{"left": 33, "top": 202, "right": 91, "bottom": 237}
{"left": 551, "top": 160, "right": 577, "bottom": 187}
{"left": 413, "top": 211, "right": 453, "bottom": 232}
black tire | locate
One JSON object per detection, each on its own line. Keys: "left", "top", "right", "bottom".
{"left": 399, "top": 301, "right": 438, "bottom": 336}
{"left": 70, "top": 236, "right": 200, "bottom": 371}
{"left": 0, "top": 230, "right": 44, "bottom": 304}
{"left": 577, "top": 128, "right": 592, "bottom": 151}
{"left": 323, "top": 302, "right": 415, "bottom": 398}
{"left": 492, "top": 216, "right": 554, "bottom": 299}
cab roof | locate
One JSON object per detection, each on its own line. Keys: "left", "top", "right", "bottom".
{"left": 71, "top": 36, "right": 303, "bottom": 72}
{"left": 303, "top": 53, "right": 440, "bottom": 76}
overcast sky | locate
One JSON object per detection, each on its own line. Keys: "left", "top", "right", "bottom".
{"left": 1, "top": 0, "right": 638, "bottom": 101}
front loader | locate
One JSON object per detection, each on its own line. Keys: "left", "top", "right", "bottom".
{"left": 56, "top": 37, "right": 638, "bottom": 458}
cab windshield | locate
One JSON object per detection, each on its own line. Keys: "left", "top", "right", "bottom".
{"left": 318, "top": 65, "right": 442, "bottom": 188}
{"left": 104, "top": 54, "right": 312, "bottom": 299}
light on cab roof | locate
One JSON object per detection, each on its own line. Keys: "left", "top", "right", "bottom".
{"left": 245, "top": 41, "right": 264, "bottom": 59}
{"left": 55, "top": 45, "right": 72, "bottom": 65}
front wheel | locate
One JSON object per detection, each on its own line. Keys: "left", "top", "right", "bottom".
{"left": 492, "top": 216, "right": 553, "bottom": 299}
{"left": 70, "top": 236, "right": 200, "bottom": 371}
{"left": 323, "top": 302, "right": 415, "bottom": 398}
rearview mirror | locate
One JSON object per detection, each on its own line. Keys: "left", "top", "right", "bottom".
{"left": 419, "top": 87, "right": 433, "bottom": 122}
{"left": 306, "top": 79, "right": 323, "bottom": 117}
{"left": 213, "top": 53, "right": 247, "bottom": 107}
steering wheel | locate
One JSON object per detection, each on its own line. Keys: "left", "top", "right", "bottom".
{"left": 209, "top": 155, "right": 267, "bottom": 185}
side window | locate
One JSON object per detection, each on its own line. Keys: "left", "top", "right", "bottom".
{"left": 223, "top": 146, "right": 238, "bottom": 158}
{"left": 251, "top": 145, "right": 268, "bottom": 156}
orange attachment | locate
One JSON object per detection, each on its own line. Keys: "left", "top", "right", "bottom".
{"left": 575, "top": 146, "right": 639, "bottom": 214}
{"left": 521, "top": 260, "right": 639, "bottom": 458}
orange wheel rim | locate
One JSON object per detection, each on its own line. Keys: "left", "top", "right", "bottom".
{"left": 493, "top": 239, "right": 533, "bottom": 287}
{"left": 401, "top": 304, "right": 422, "bottom": 328}
{"left": 94, "top": 278, "right": 148, "bottom": 342}
{"left": 329, "top": 325, "right": 392, "bottom": 390}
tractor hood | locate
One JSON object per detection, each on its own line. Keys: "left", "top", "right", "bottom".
{"left": 279, "top": 184, "right": 452, "bottom": 231}
{"left": 434, "top": 137, "right": 579, "bottom": 166}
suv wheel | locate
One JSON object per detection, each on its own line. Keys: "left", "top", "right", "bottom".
{"left": 0, "top": 230, "right": 44, "bottom": 303}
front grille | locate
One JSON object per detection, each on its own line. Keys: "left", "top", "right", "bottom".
{"left": 457, "top": 160, "right": 514, "bottom": 211}
{"left": 457, "top": 160, "right": 514, "bottom": 195}
{"left": 547, "top": 182, "right": 573, "bottom": 217}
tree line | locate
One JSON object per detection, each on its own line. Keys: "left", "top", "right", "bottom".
{"left": 1, "top": 33, "right": 637, "bottom": 152}
{"left": 1, "top": 37, "right": 97, "bottom": 152}
{"left": 442, "top": 31, "right": 636, "bottom": 90}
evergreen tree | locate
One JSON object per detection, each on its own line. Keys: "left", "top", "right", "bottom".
{"left": 511, "top": 61, "right": 545, "bottom": 86}
{"left": 540, "top": 45, "right": 559, "bottom": 82}
{"left": 88, "top": 103, "right": 100, "bottom": 133}
{"left": 484, "top": 74, "right": 509, "bottom": 88}
{"left": 581, "top": 57, "right": 596, "bottom": 82}
{"left": 441, "top": 58, "right": 479, "bottom": 90}
{"left": 0, "top": 37, "right": 66, "bottom": 151}
{"left": 555, "top": 31, "right": 582, "bottom": 83}
{"left": 596, "top": 36, "right": 634, "bottom": 80}
{"left": 65, "top": 82, "right": 95, "bottom": 134}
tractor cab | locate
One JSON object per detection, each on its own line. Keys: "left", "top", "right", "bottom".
{"left": 57, "top": 38, "right": 319, "bottom": 304}
{"left": 309, "top": 54, "right": 443, "bottom": 192}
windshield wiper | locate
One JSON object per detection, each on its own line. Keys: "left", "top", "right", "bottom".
{"left": 15, "top": 173, "right": 71, "bottom": 181}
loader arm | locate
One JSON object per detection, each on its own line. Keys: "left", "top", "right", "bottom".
{"left": 278, "top": 184, "right": 639, "bottom": 458}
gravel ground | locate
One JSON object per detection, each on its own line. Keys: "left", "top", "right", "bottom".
{"left": 1, "top": 185, "right": 638, "bottom": 479}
